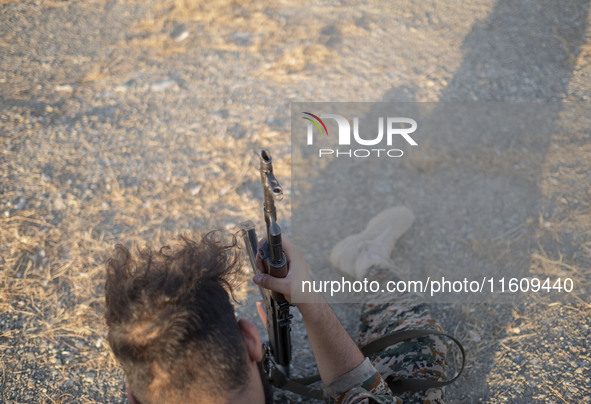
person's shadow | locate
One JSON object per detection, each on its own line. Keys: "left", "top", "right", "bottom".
{"left": 291, "top": 0, "right": 590, "bottom": 402}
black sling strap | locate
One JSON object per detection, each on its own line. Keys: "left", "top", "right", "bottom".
{"left": 269, "top": 329, "right": 465, "bottom": 400}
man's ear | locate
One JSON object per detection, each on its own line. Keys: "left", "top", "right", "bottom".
{"left": 238, "top": 319, "right": 263, "bottom": 362}
{"left": 126, "top": 383, "right": 138, "bottom": 404}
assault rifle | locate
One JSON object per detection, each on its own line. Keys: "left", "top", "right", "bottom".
{"left": 240, "top": 149, "right": 292, "bottom": 382}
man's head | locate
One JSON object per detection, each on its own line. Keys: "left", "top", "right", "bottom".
{"left": 104, "top": 232, "right": 265, "bottom": 403}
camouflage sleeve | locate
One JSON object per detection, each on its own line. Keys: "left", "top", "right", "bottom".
{"left": 323, "top": 358, "right": 403, "bottom": 404}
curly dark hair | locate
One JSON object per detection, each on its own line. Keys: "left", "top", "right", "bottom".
{"left": 104, "top": 232, "right": 248, "bottom": 404}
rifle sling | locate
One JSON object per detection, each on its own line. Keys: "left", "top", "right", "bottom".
{"left": 274, "top": 328, "right": 465, "bottom": 399}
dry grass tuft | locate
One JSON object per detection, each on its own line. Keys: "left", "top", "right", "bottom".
{"left": 125, "top": 0, "right": 285, "bottom": 57}
{"left": 274, "top": 44, "right": 331, "bottom": 73}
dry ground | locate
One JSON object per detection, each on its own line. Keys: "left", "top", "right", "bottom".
{"left": 1, "top": 0, "right": 590, "bottom": 403}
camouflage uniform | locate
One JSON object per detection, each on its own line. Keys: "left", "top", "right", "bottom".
{"left": 324, "top": 266, "right": 448, "bottom": 404}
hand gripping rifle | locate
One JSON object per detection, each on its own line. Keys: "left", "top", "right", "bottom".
{"left": 240, "top": 149, "right": 293, "bottom": 382}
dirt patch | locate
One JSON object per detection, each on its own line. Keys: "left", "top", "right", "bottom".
{"left": 1, "top": 0, "right": 590, "bottom": 403}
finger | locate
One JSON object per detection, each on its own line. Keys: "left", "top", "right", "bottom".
{"left": 256, "top": 300, "right": 267, "bottom": 325}
{"left": 257, "top": 237, "right": 267, "bottom": 250}
{"left": 280, "top": 235, "right": 292, "bottom": 252}
{"left": 279, "top": 235, "right": 300, "bottom": 261}
{"left": 253, "top": 274, "right": 289, "bottom": 296}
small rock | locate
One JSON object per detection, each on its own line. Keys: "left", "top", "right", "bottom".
{"left": 15, "top": 198, "right": 27, "bottom": 210}
{"left": 190, "top": 185, "right": 201, "bottom": 196}
{"left": 170, "top": 24, "right": 189, "bottom": 42}
{"left": 509, "top": 327, "right": 520, "bottom": 334}
{"left": 232, "top": 32, "right": 252, "bottom": 46}
{"left": 150, "top": 79, "right": 177, "bottom": 92}
{"left": 54, "top": 199, "right": 66, "bottom": 210}
{"left": 55, "top": 84, "right": 74, "bottom": 93}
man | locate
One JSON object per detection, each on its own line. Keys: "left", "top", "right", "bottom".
{"left": 104, "top": 207, "right": 447, "bottom": 403}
